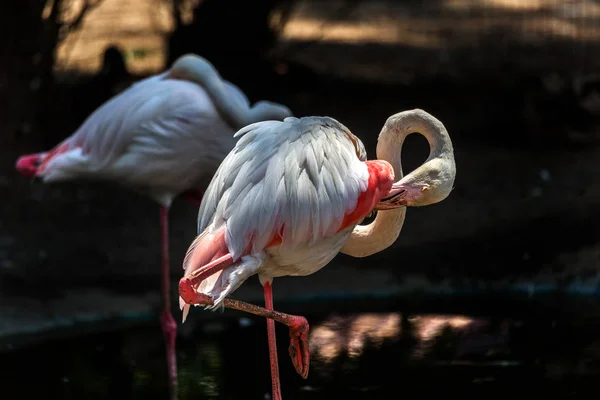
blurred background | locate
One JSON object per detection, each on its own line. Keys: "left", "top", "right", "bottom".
{"left": 1, "top": 0, "right": 600, "bottom": 398}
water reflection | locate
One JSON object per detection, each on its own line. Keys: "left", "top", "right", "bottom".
{"left": 310, "top": 312, "right": 402, "bottom": 364}
{"left": 1, "top": 311, "right": 599, "bottom": 399}
{"left": 310, "top": 312, "right": 490, "bottom": 365}
{"left": 409, "top": 314, "right": 474, "bottom": 359}
{"left": 178, "top": 342, "right": 222, "bottom": 399}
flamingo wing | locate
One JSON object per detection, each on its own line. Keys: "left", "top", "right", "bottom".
{"left": 65, "top": 74, "right": 217, "bottom": 169}
{"left": 61, "top": 72, "right": 248, "bottom": 168}
{"left": 35, "top": 74, "right": 244, "bottom": 205}
{"left": 194, "top": 116, "right": 371, "bottom": 262}
{"left": 180, "top": 116, "right": 395, "bottom": 314}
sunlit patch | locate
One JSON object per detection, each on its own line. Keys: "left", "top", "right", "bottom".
{"left": 446, "top": 0, "right": 544, "bottom": 11}
{"left": 346, "top": 313, "right": 402, "bottom": 358}
{"left": 309, "top": 312, "right": 402, "bottom": 364}
{"left": 310, "top": 323, "right": 343, "bottom": 365}
{"left": 409, "top": 315, "right": 474, "bottom": 359}
{"left": 309, "top": 312, "right": 481, "bottom": 368}
{"left": 54, "top": 0, "right": 173, "bottom": 74}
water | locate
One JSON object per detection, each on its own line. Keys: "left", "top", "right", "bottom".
{"left": 2, "top": 309, "right": 600, "bottom": 399}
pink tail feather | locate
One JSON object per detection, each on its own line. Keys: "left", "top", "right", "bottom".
{"left": 179, "top": 227, "right": 231, "bottom": 321}
{"left": 182, "top": 227, "right": 229, "bottom": 277}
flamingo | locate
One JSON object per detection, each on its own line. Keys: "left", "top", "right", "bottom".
{"left": 178, "top": 109, "right": 456, "bottom": 399}
{"left": 14, "top": 54, "right": 292, "bottom": 399}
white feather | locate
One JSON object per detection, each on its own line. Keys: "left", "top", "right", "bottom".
{"left": 36, "top": 57, "right": 292, "bottom": 208}
{"left": 196, "top": 116, "right": 370, "bottom": 285}
{"left": 39, "top": 76, "right": 237, "bottom": 207}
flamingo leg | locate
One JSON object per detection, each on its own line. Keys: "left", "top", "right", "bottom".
{"left": 224, "top": 297, "right": 310, "bottom": 379}
{"left": 159, "top": 207, "right": 178, "bottom": 400}
{"left": 182, "top": 254, "right": 234, "bottom": 285}
{"left": 179, "top": 278, "right": 310, "bottom": 379}
{"left": 263, "top": 280, "right": 282, "bottom": 400}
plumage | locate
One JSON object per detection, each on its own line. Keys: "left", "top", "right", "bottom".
{"left": 24, "top": 71, "right": 283, "bottom": 208}
{"left": 182, "top": 116, "right": 393, "bottom": 309}
{"left": 178, "top": 109, "right": 457, "bottom": 400}
{"left": 14, "top": 54, "right": 293, "bottom": 399}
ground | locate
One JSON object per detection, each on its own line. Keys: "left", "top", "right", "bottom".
{"left": 1, "top": 0, "right": 600, "bottom": 350}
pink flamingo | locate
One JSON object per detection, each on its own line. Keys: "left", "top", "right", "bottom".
{"left": 14, "top": 54, "right": 292, "bottom": 399}
{"left": 178, "top": 109, "right": 456, "bottom": 399}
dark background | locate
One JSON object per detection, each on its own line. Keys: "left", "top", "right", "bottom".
{"left": 1, "top": 0, "right": 600, "bottom": 398}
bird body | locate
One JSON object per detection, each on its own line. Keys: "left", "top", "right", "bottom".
{"left": 180, "top": 116, "right": 394, "bottom": 312}
{"left": 178, "top": 109, "right": 456, "bottom": 400}
{"left": 25, "top": 75, "right": 236, "bottom": 206}
{"left": 16, "top": 57, "right": 291, "bottom": 207}
{"left": 15, "top": 53, "right": 293, "bottom": 400}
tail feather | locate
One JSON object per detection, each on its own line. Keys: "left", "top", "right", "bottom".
{"left": 179, "top": 226, "right": 230, "bottom": 322}
{"left": 182, "top": 226, "right": 228, "bottom": 276}
{"left": 179, "top": 299, "right": 191, "bottom": 323}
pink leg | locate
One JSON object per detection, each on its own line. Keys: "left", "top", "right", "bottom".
{"left": 179, "top": 277, "right": 310, "bottom": 379}
{"left": 159, "top": 207, "right": 178, "bottom": 400}
{"left": 263, "top": 280, "right": 282, "bottom": 400}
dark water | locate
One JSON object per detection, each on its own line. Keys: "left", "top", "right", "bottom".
{"left": 2, "top": 308, "right": 600, "bottom": 399}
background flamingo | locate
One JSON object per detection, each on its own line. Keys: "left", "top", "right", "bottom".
{"left": 178, "top": 109, "right": 456, "bottom": 399}
{"left": 14, "top": 54, "right": 292, "bottom": 399}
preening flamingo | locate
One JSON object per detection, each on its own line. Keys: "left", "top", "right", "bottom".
{"left": 178, "top": 109, "right": 456, "bottom": 399}
{"left": 14, "top": 54, "right": 292, "bottom": 399}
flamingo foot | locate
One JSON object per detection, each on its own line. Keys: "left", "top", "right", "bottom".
{"left": 178, "top": 277, "right": 311, "bottom": 379}
{"left": 288, "top": 316, "right": 310, "bottom": 379}
{"left": 178, "top": 277, "right": 214, "bottom": 306}
{"left": 178, "top": 253, "right": 234, "bottom": 307}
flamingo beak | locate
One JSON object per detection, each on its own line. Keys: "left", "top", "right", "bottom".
{"left": 376, "top": 184, "right": 408, "bottom": 210}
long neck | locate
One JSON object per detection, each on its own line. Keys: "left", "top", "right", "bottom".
{"left": 168, "top": 55, "right": 273, "bottom": 130}
{"left": 341, "top": 109, "right": 450, "bottom": 257}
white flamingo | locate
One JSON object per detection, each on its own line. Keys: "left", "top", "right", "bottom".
{"left": 14, "top": 53, "right": 292, "bottom": 399}
{"left": 178, "top": 109, "right": 456, "bottom": 400}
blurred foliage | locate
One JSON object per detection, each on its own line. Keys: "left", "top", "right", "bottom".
{"left": 1, "top": 0, "right": 296, "bottom": 144}
{"left": 1, "top": 1, "right": 104, "bottom": 143}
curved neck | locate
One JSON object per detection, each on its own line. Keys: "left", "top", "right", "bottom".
{"left": 341, "top": 110, "right": 450, "bottom": 257}
{"left": 340, "top": 207, "right": 407, "bottom": 257}
{"left": 168, "top": 55, "right": 273, "bottom": 130}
